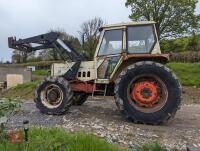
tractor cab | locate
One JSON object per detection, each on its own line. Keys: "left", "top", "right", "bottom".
{"left": 97, "top": 21, "right": 159, "bottom": 56}
{"left": 95, "top": 21, "right": 162, "bottom": 82}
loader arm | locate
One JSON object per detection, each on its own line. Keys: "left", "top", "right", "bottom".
{"left": 8, "top": 32, "right": 85, "bottom": 80}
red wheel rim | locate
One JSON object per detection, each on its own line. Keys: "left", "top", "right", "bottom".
{"left": 131, "top": 81, "right": 160, "bottom": 105}
{"left": 127, "top": 74, "right": 168, "bottom": 113}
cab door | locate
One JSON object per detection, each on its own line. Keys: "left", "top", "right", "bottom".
{"left": 95, "top": 27, "right": 125, "bottom": 82}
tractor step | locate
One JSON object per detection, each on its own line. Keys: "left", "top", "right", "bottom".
{"left": 92, "top": 84, "right": 107, "bottom": 99}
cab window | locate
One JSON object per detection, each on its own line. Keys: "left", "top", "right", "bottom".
{"left": 98, "top": 29, "right": 123, "bottom": 56}
{"left": 97, "top": 56, "right": 120, "bottom": 79}
{"left": 127, "top": 25, "right": 156, "bottom": 53}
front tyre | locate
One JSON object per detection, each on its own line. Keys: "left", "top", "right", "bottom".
{"left": 35, "top": 77, "right": 73, "bottom": 115}
{"left": 115, "top": 61, "right": 182, "bottom": 124}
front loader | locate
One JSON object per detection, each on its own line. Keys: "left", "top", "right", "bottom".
{"left": 8, "top": 21, "right": 182, "bottom": 124}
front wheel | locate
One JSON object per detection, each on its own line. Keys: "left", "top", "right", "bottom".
{"left": 35, "top": 77, "right": 73, "bottom": 115}
{"left": 115, "top": 61, "right": 182, "bottom": 124}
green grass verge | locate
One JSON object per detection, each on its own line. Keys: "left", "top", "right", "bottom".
{"left": 0, "top": 127, "right": 129, "bottom": 151}
{"left": 167, "top": 62, "right": 200, "bottom": 87}
{"left": 32, "top": 70, "right": 50, "bottom": 76}
{"left": 2, "top": 81, "right": 40, "bottom": 100}
{"left": 0, "top": 127, "right": 168, "bottom": 151}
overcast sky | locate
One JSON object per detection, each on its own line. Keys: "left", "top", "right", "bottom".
{"left": 0, "top": 0, "right": 200, "bottom": 62}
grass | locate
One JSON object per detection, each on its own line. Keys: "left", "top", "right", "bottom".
{"left": 167, "top": 62, "right": 200, "bottom": 87}
{"left": 0, "top": 127, "right": 168, "bottom": 151}
{"left": 32, "top": 70, "right": 50, "bottom": 76}
{"left": 0, "top": 127, "right": 130, "bottom": 151}
{"left": 2, "top": 81, "right": 40, "bottom": 100}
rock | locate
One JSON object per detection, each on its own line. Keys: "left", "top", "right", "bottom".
{"left": 100, "top": 133, "right": 105, "bottom": 138}
{"left": 187, "top": 145, "right": 200, "bottom": 151}
{"left": 79, "top": 124, "right": 85, "bottom": 128}
{"left": 138, "top": 133, "right": 144, "bottom": 136}
{"left": 111, "top": 135, "right": 118, "bottom": 143}
{"left": 107, "top": 127, "right": 115, "bottom": 131}
{"left": 92, "top": 124, "right": 103, "bottom": 129}
{"left": 125, "top": 126, "right": 130, "bottom": 130}
{"left": 0, "top": 117, "right": 8, "bottom": 124}
{"left": 152, "top": 134, "right": 159, "bottom": 138}
{"left": 129, "top": 144, "right": 140, "bottom": 150}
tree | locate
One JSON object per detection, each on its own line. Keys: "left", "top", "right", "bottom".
{"left": 79, "top": 17, "right": 104, "bottom": 59}
{"left": 12, "top": 50, "right": 21, "bottom": 63}
{"left": 187, "top": 31, "right": 200, "bottom": 51}
{"left": 125, "top": 0, "right": 200, "bottom": 39}
{"left": 27, "top": 51, "right": 36, "bottom": 61}
{"left": 12, "top": 48, "right": 35, "bottom": 63}
{"left": 57, "top": 30, "right": 82, "bottom": 53}
{"left": 38, "top": 29, "right": 82, "bottom": 61}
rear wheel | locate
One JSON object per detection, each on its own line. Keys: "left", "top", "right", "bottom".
{"left": 72, "top": 92, "right": 89, "bottom": 105}
{"left": 35, "top": 77, "right": 73, "bottom": 115}
{"left": 115, "top": 61, "right": 182, "bottom": 124}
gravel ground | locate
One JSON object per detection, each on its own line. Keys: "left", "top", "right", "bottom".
{"left": 6, "top": 87, "right": 200, "bottom": 151}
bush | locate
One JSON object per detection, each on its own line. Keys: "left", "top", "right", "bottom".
{"left": 0, "top": 98, "right": 22, "bottom": 117}
{"left": 0, "top": 98, "right": 22, "bottom": 141}
{"left": 161, "top": 34, "right": 200, "bottom": 53}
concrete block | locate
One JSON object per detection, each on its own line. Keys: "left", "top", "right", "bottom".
{"left": 7, "top": 74, "right": 23, "bottom": 88}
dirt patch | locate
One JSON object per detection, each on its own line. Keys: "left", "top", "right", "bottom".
{"left": 5, "top": 86, "right": 200, "bottom": 151}
{"left": 182, "top": 86, "right": 200, "bottom": 104}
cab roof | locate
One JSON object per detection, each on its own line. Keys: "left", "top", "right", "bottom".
{"left": 101, "top": 21, "right": 156, "bottom": 29}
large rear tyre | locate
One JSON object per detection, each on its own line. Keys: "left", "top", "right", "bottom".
{"left": 72, "top": 92, "right": 89, "bottom": 106}
{"left": 35, "top": 77, "right": 73, "bottom": 115}
{"left": 115, "top": 61, "right": 182, "bottom": 124}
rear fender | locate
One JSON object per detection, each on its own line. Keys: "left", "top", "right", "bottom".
{"left": 111, "top": 54, "right": 170, "bottom": 81}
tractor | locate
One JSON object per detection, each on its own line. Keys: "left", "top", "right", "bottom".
{"left": 8, "top": 21, "right": 182, "bottom": 124}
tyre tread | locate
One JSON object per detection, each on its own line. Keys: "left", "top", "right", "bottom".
{"left": 114, "top": 61, "right": 182, "bottom": 125}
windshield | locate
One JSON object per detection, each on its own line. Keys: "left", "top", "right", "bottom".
{"left": 98, "top": 29, "right": 123, "bottom": 56}
{"left": 127, "top": 25, "right": 156, "bottom": 53}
